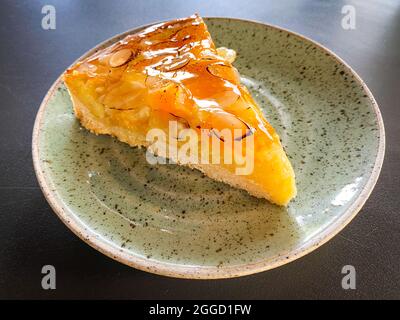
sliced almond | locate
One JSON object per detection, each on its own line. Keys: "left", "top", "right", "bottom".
{"left": 210, "top": 90, "right": 240, "bottom": 107}
{"left": 109, "top": 49, "right": 132, "bottom": 67}
{"left": 206, "top": 63, "right": 239, "bottom": 82}
{"left": 156, "top": 55, "right": 191, "bottom": 72}
{"left": 206, "top": 111, "right": 252, "bottom": 141}
{"left": 145, "top": 75, "right": 170, "bottom": 90}
{"left": 216, "top": 47, "right": 237, "bottom": 63}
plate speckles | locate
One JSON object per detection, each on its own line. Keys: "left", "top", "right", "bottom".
{"left": 32, "top": 17, "right": 384, "bottom": 279}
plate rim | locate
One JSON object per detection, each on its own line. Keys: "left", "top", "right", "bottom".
{"left": 32, "top": 17, "right": 385, "bottom": 279}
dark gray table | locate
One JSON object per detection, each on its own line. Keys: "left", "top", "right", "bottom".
{"left": 0, "top": 0, "right": 399, "bottom": 299}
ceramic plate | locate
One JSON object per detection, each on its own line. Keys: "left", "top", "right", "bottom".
{"left": 32, "top": 18, "right": 385, "bottom": 279}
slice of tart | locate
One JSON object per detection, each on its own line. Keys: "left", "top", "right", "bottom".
{"left": 63, "top": 14, "right": 296, "bottom": 206}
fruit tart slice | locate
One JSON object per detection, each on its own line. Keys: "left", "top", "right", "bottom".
{"left": 63, "top": 14, "right": 296, "bottom": 206}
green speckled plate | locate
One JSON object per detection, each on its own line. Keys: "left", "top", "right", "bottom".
{"left": 32, "top": 18, "right": 385, "bottom": 279}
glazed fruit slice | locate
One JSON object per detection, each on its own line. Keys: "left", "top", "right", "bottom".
{"left": 63, "top": 14, "right": 297, "bottom": 205}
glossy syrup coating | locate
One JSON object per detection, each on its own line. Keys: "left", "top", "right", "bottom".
{"left": 63, "top": 15, "right": 297, "bottom": 206}
{"left": 64, "top": 14, "right": 277, "bottom": 145}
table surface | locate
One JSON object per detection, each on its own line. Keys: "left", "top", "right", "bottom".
{"left": 0, "top": 0, "right": 399, "bottom": 299}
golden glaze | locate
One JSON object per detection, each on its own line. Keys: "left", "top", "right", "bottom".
{"left": 63, "top": 15, "right": 297, "bottom": 205}
{"left": 64, "top": 14, "right": 276, "bottom": 145}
